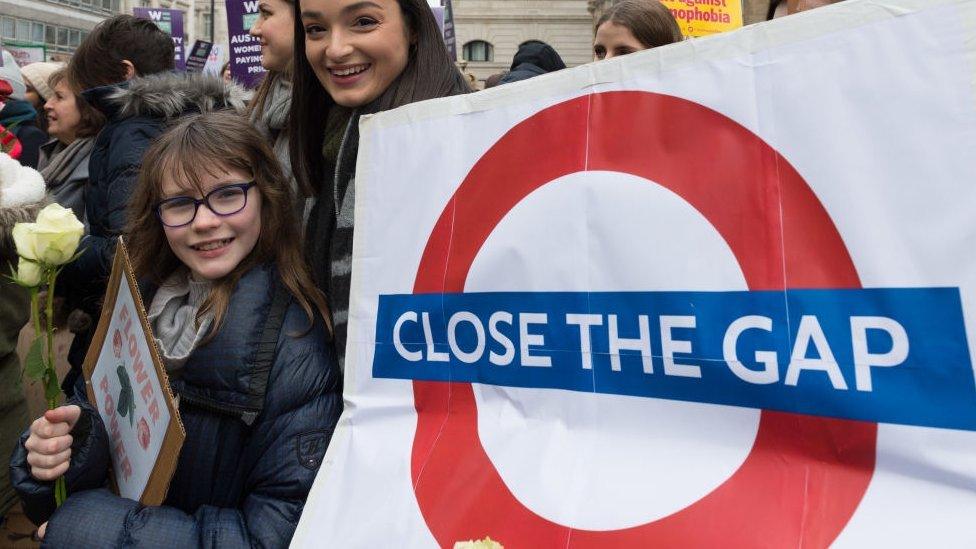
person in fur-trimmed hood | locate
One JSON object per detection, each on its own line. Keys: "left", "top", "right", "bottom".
{"left": 55, "top": 15, "right": 247, "bottom": 397}
{"left": 0, "top": 152, "right": 46, "bottom": 519}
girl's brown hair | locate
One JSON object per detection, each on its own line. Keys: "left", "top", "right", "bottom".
{"left": 595, "top": 0, "right": 683, "bottom": 49}
{"left": 127, "top": 110, "right": 329, "bottom": 337}
{"left": 47, "top": 69, "right": 106, "bottom": 138}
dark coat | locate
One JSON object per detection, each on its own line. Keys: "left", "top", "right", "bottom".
{"left": 498, "top": 41, "right": 567, "bottom": 85}
{"left": 0, "top": 100, "right": 47, "bottom": 169}
{"left": 11, "top": 264, "right": 343, "bottom": 548}
{"left": 59, "top": 73, "right": 246, "bottom": 391}
{"left": 0, "top": 197, "right": 42, "bottom": 516}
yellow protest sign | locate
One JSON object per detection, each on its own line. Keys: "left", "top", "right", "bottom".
{"left": 661, "top": 0, "right": 743, "bottom": 37}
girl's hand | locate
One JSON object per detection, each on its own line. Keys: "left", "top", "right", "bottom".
{"left": 24, "top": 405, "right": 81, "bottom": 481}
{"left": 37, "top": 522, "right": 48, "bottom": 540}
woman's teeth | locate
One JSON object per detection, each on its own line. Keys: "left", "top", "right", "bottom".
{"left": 192, "top": 238, "right": 232, "bottom": 251}
{"left": 333, "top": 65, "right": 368, "bottom": 76}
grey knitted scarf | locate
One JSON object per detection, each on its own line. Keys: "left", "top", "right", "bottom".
{"left": 147, "top": 269, "right": 214, "bottom": 373}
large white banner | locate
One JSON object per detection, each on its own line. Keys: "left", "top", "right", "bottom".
{"left": 294, "top": 0, "right": 976, "bottom": 546}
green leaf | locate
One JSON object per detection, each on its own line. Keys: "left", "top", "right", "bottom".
{"left": 44, "top": 369, "right": 61, "bottom": 405}
{"left": 23, "top": 338, "right": 45, "bottom": 381}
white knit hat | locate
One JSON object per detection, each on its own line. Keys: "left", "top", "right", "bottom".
{"left": 0, "top": 50, "right": 27, "bottom": 100}
{"left": 20, "top": 61, "right": 63, "bottom": 102}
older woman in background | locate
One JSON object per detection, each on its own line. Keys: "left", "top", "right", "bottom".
{"left": 37, "top": 70, "right": 105, "bottom": 223}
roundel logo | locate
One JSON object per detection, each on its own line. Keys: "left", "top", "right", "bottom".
{"left": 408, "top": 92, "right": 876, "bottom": 547}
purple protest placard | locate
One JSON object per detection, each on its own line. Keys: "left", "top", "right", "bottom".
{"left": 185, "top": 40, "right": 213, "bottom": 73}
{"left": 224, "top": 0, "right": 265, "bottom": 89}
{"left": 133, "top": 8, "right": 186, "bottom": 70}
{"left": 427, "top": 1, "right": 455, "bottom": 60}
{"left": 431, "top": 7, "right": 445, "bottom": 38}
{"left": 441, "top": 0, "right": 456, "bottom": 60}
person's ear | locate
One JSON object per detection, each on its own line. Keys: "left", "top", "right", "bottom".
{"left": 121, "top": 60, "right": 137, "bottom": 80}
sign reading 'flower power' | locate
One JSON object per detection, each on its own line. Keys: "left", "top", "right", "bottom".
{"left": 82, "top": 239, "right": 184, "bottom": 505}
{"left": 295, "top": 1, "right": 976, "bottom": 546}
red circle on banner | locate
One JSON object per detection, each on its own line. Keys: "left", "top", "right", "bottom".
{"left": 410, "top": 92, "right": 876, "bottom": 548}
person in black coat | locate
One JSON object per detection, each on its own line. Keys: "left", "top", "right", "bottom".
{"left": 497, "top": 40, "right": 567, "bottom": 85}
{"left": 11, "top": 111, "right": 342, "bottom": 547}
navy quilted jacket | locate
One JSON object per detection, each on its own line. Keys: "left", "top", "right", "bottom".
{"left": 11, "top": 264, "right": 343, "bottom": 548}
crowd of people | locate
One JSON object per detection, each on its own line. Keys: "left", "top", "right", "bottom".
{"left": 0, "top": 0, "right": 841, "bottom": 546}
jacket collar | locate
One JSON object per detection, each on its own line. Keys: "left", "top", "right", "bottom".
{"left": 170, "top": 264, "right": 278, "bottom": 408}
{"left": 82, "top": 82, "right": 127, "bottom": 121}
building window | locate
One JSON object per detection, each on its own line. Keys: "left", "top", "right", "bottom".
{"left": 15, "top": 19, "right": 30, "bottom": 41}
{"left": 1, "top": 18, "right": 15, "bottom": 40}
{"left": 463, "top": 40, "right": 494, "bottom": 62}
{"left": 39, "top": 0, "right": 116, "bottom": 16}
{"left": 0, "top": 16, "right": 89, "bottom": 58}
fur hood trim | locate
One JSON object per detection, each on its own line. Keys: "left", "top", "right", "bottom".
{"left": 109, "top": 72, "right": 248, "bottom": 120}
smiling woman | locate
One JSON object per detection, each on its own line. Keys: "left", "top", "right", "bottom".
{"left": 289, "top": 0, "right": 469, "bottom": 369}
{"left": 247, "top": 0, "right": 303, "bottom": 216}
{"left": 300, "top": 0, "right": 411, "bottom": 108}
{"left": 249, "top": 0, "right": 294, "bottom": 72}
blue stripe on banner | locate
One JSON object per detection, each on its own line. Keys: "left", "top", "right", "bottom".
{"left": 372, "top": 289, "right": 976, "bottom": 431}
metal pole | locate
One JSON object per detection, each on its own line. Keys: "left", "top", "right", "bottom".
{"left": 209, "top": 0, "right": 215, "bottom": 41}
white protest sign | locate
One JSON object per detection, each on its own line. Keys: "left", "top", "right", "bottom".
{"left": 203, "top": 43, "right": 225, "bottom": 76}
{"left": 294, "top": 0, "right": 976, "bottom": 546}
{"left": 2, "top": 44, "right": 45, "bottom": 66}
{"left": 83, "top": 239, "right": 184, "bottom": 504}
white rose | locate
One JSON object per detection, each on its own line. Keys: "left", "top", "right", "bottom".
{"left": 13, "top": 204, "right": 84, "bottom": 266}
{"left": 12, "top": 257, "right": 43, "bottom": 287}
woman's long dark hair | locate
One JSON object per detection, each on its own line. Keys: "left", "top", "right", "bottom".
{"left": 289, "top": 0, "right": 470, "bottom": 196}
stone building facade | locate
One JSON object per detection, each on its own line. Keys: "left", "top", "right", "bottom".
{"left": 0, "top": 0, "right": 115, "bottom": 61}
{"left": 455, "top": 0, "right": 778, "bottom": 87}
{"left": 0, "top": 0, "right": 228, "bottom": 62}
{"left": 454, "top": 0, "right": 594, "bottom": 84}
